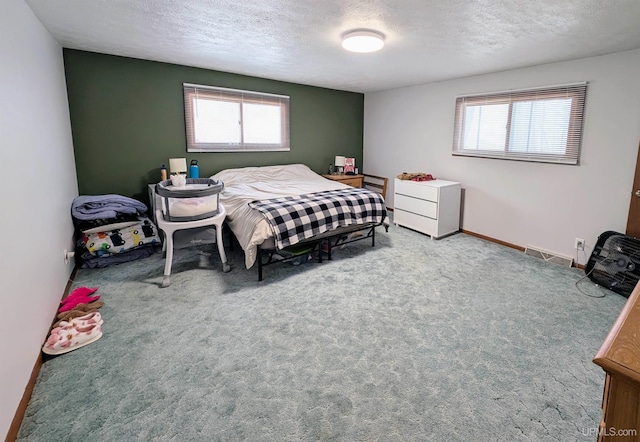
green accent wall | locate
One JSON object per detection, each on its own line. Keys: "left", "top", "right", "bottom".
{"left": 63, "top": 49, "right": 364, "bottom": 204}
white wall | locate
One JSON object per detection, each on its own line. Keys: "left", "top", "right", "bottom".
{"left": 0, "top": 0, "right": 78, "bottom": 437}
{"left": 364, "top": 50, "right": 640, "bottom": 265}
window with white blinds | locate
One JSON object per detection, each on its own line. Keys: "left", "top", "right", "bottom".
{"left": 452, "top": 83, "right": 587, "bottom": 165}
{"left": 183, "top": 83, "right": 290, "bottom": 152}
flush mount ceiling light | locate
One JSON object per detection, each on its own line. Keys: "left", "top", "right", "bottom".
{"left": 342, "top": 30, "right": 385, "bottom": 53}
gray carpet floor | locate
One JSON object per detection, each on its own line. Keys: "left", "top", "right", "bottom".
{"left": 18, "top": 223, "right": 626, "bottom": 441}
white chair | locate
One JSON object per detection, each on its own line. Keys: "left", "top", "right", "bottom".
{"left": 155, "top": 203, "right": 230, "bottom": 287}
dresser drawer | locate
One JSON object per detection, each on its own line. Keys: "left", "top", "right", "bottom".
{"left": 394, "top": 208, "right": 439, "bottom": 236}
{"left": 395, "top": 179, "right": 438, "bottom": 202}
{"left": 323, "top": 174, "right": 363, "bottom": 188}
{"left": 341, "top": 177, "right": 363, "bottom": 187}
{"left": 395, "top": 194, "right": 437, "bottom": 219}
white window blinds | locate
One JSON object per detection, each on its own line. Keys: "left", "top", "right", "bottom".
{"left": 183, "top": 83, "right": 290, "bottom": 152}
{"left": 452, "top": 83, "right": 587, "bottom": 165}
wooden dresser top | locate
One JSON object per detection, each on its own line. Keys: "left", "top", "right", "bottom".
{"left": 594, "top": 282, "right": 640, "bottom": 384}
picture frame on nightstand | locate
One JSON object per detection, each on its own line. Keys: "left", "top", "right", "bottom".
{"left": 343, "top": 158, "right": 355, "bottom": 174}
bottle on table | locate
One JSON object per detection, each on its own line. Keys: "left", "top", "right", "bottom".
{"left": 189, "top": 160, "right": 199, "bottom": 178}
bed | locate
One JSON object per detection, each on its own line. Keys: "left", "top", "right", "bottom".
{"left": 211, "top": 164, "right": 387, "bottom": 273}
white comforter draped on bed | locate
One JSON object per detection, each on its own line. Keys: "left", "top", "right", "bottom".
{"left": 212, "top": 164, "right": 350, "bottom": 269}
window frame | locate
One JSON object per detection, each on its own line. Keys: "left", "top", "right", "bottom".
{"left": 183, "top": 83, "right": 290, "bottom": 153}
{"left": 452, "top": 83, "right": 587, "bottom": 165}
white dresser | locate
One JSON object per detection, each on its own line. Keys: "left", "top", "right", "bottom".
{"left": 393, "top": 178, "right": 461, "bottom": 239}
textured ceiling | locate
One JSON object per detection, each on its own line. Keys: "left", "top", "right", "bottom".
{"left": 24, "top": 0, "right": 640, "bottom": 93}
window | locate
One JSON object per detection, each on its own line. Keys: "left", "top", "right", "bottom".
{"left": 183, "top": 83, "right": 290, "bottom": 152}
{"left": 452, "top": 83, "right": 587, "bottom": 164}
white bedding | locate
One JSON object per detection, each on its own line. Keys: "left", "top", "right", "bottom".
{"left": 212, "top": 164, "right": 350, "bottom": 268}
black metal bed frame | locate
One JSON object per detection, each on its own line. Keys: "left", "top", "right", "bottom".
{"left": 256, "top": 222, "right": 386, "bottom": 281}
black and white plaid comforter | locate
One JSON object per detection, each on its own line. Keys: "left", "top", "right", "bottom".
{"left": 248, "top": 187, "right": 387, "bottom": 250}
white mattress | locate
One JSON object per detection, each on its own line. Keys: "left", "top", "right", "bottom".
{"left": 212, "top": 164, "right": 350, "bottom": 268}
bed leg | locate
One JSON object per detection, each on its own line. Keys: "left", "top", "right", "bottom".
{"left": 258, "top": 251, "right": 264, "bottom": 281}
{"left": 328, "top": 238, "right": 332, "bottom": 260}
{"left": 372, "top": 226, "right": 376, "bottom": 247}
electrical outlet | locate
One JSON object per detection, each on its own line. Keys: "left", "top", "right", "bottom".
{"left": 63, "top": 249, "right": 75, "bottom": 265}
{"left": 574, "top": 238, "right": 585, "bottom": 250}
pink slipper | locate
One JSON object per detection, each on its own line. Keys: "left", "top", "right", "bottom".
{"left": 42, "top": 323, "right": 102, "bottom": 356}
{"left": 58, "top": 295, "right": 101, "bottom": 313}
{"left": 61, "top": 287, "right": 98, "bottom": 304}
{"left": 51, "top": 312, "right": 103, "bottom": 334}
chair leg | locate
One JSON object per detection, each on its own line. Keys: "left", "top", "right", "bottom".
{"left": 216, "top": 223, "right": 231, "bottom": 273}
{"left": 162, "top": 230, "right": 174, "bottom": 288}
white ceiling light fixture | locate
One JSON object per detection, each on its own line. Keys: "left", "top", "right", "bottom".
{"left": 342, "top": 30, "right": 385, "bottom": 53}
